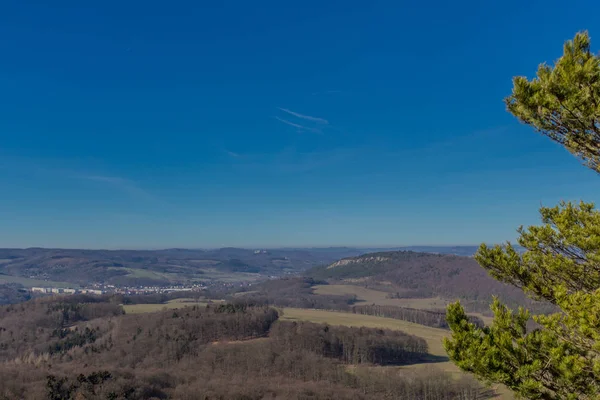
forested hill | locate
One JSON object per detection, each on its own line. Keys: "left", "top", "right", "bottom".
{"left": 0, "top": 247, "right": 366, "bottom": 287}
{"left": 307, "top": 251, "right": 551, "bottom": 313}
{"left": 0, "top": 246, "right": 486, "bottom": 288}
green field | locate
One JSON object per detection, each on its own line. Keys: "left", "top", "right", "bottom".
{"left": 0, "top": 274, "right": 78, "bottom": 288}
{"left": 281, "top": 307, "right": 512, "bottom": 399}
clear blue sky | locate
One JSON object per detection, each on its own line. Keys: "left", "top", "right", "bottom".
{"left": 1, "top": 0, "right": 599, "bottom": 249}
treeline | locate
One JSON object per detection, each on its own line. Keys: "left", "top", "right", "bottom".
{"left": 2, "top": 353, "right": 490, "bottom": 399}
{"left": 351, "top": 305, "right": 485, "bottom": 329}
{"left": 0, "top": 284, "right": 30, "bottom": 305}
{"left": 270, "top": 321, "right": 428, "bottom": 365}
{"left": 63, "top": 303, "right": 280, "bottom": 369}
{"left": 0, "top": 295, "right": 124, "bottom": 361}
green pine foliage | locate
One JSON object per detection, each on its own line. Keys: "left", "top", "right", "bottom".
{"left": 506, "top": 31, "right": 600, "bottom": 172}
{"left": 444, "top": 31, "right": 600, "bottom": 400}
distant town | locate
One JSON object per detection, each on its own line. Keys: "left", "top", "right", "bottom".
{"left": 30, "top": 283, "right": 209, "bottom": 296}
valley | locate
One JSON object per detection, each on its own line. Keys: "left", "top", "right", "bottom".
{"left": 0, "top": 246, "right": 544, "bottom": 399}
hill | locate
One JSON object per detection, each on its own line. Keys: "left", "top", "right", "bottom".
{"left": 0, "top": 246, "right": 489, "bottom": 288}
{"left": 307, "top": 251, "right": 552, "bottom": 314}
{"left": 0, "top": 247, "right": 366, "bottom": 287}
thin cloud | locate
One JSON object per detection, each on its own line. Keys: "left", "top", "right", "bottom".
{"left": 225, "top": 150, "right": 240, "bottom": 158}
{"left": 0, "top": 152, "right": 160, "bottom": 204}
{"left": 277, "top": 108, "right": 328, "bottom": 124}
{"left": 274, "top": 116, "right": 322, "bottom": 134}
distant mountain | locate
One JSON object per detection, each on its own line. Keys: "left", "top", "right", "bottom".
{"left": 0, "top": 247, "right": 369, "bottom": 287}
{"left": 283, "top": 246, "right": 484, "bottom": 257}
{"left": 393, "top": 246, "right": 480, "bottom": 257}
{"left": 0, "top": 245, "right": 524, "bottom": 289}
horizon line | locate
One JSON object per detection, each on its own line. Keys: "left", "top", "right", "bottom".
{"left": 0, "top": 244, "right": 494, "bottom": 252}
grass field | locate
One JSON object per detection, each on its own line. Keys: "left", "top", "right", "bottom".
{"left": 122, "top": 299, "right": 223, "bottom": 314}
{"left": 199, "top": 268, "right": 263, "bottom": 282}
{"left": 313, "top": 284, "right": 495, "bottom": 326}
{"left": 0, "top": 274, "right": 78, "bottom": 288}
{"left": 120, "top": 268, "right": 167, "bottom": 279}
{"left": 167, "top": 298, "right": 203, "bottom": 303}
{"left": 233, "top": 290, "right": 260, "bottom": 297}
{"left": 314, "top": 284, "right": 447, "bottom": 308}
{"left": 109, "top": 267, "right": 188, "bottom": 282}
{"left": 122, "top": 301, "right": 208, "bottom": 314}
{"left": 282, "top": 308, "right": 450, "bottom": 359}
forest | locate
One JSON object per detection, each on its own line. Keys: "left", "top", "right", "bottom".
{"left": 0, "top": 294, "right": 488, "bottom": 399}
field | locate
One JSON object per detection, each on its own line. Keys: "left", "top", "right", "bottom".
{"left": 314, "top": 284, "right": 495, "bottom": 325}
{"left": 187, "top": 259, "right": 221, "bottom": 266}
{"left": 199, "top": 268, "right": 263, "bottom": 282}
{"left": 111, "top": 267, "right": 171, "bottom": 280}
{"left": 0, "top": 274, "right": 78, "bottom": 288}
{"left": 281, "top": 308, "right": 512, "bottom": 399}
{"left": 314, "top": 284, "right": 447, "bottom": 308}
{"left": 282, "top": 308, "right": 450, "bottom": 362}
{"left": 107, "top": 265, "right": 260, "bottom": 284}
{"left": 122, "top": 299, "right": 222, "bottom": 314}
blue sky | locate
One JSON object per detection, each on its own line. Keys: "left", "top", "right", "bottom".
{"left": 1, "top": 0, "right": 599, "bottom": 249}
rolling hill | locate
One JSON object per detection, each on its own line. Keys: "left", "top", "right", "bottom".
{"left": 0, "top": 247, "right": 368, "bottom": 287}
{"left": 307, "top": 250, "right": 553, "bottom": 314}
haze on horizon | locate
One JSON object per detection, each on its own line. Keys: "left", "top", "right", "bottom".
{"left": 1, "top": 0, "right": 599, "bottom": 249}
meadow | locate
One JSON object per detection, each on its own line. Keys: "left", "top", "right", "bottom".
{"left": 121, "top": 298, "right": 222, "bottom": 314}
{"left": 313, "top": 284, "right": 495, "bottom": 325}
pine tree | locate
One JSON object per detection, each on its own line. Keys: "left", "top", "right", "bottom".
{"left": 444, "top": 31, "right": 600, "bottom": 400}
